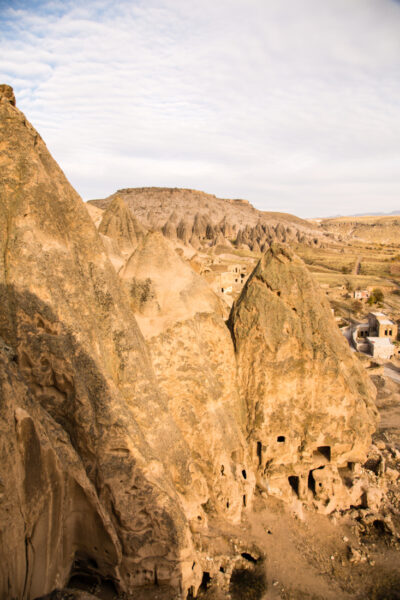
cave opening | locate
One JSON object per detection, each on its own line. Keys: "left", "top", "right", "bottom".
{"left": 288, "top": 475, "right": 299, "bottom": 497}
{"left": 243, "top": 494, "right": 247, "bottom": 507}
{"left": 315, "top": 446, "right": 331, "bottom": 461}
{"left": 308, "top": 470, "right": 316, "bottom": 496}
{"left": 242, "top": 469, "right": 247, "bottom": 479}
{"left": 199, "top": 571, "right": 211, "bottom": 592}
{"left": 67, "top": 552, "right": 118, "bottom": 598}
{"left": 277, "top": 435, "right": 285, "bottom": 443}
{"left": 256, "top": 441, "right": 262, "bottom": 466}
{"left": 241, "top": 552, "right": 258, "bottom": 563}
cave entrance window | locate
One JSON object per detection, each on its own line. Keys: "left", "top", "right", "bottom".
{"left": 288, "top": 476, "right": 299, "bottom": 497}
{"left": 242, "top": 469, "right": 247, "bottom": 479}
{"left": 199, "top": 572, "right": 211, "bottom": 592}
{"left": 221, "top": 288, "right": 224, "bottom": 293}
{"left": 315, "top": 446, "right": 331, "bottom": 461}
{"left": 308, "top": 470, "right": 316, "bottom": 496}
{"left": 243, "top": 494, "right": 247, "bottom": 507}
{"left": 277, "top": 436, "right": 285, "bottom": 443}
{"left": 257, "top": 441, "right": 262, "bottom": 466}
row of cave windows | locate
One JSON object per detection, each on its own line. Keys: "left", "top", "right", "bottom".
{"left": 218, "top": 441, "right": 331, "bottom": 513}
{"left": 256, "top": 440, "right": 331, "bottom": 466}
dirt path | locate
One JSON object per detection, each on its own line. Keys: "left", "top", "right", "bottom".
{"left": 384, "top": 364, "right": 400, "bottom": 384}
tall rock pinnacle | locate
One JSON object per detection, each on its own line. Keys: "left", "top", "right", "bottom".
{"left": 228, "top": 244, "right": 378, "bottom": 511}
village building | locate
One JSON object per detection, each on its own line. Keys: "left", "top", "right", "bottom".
{"left": 207, "top": 263, "right": 250, "bottom": 294}
{"left": 366, "top": 337, "right": 395, "bottom": 360}
{"left": 367, "top": 312, "right": 398, "bottom": 340}
{"left": 351, "top": 312, "right": 398, "bottom": 359}
{"left": 354, "top": 289, "right": 370, "bottom": 300}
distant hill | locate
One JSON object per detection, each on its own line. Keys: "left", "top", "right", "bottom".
{"left": 318, "top": 213, "right": 400, "bottom": 244}
{"left": 88, "top": 187, "right": 327, "bottom": 251}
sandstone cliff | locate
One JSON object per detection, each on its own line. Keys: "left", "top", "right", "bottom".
{"left": 0, "top": 84, "right": 213, "bottom": 598}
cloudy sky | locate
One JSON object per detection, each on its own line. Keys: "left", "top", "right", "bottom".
{"left": 1, "top": 0, "right": 399, "bottom": 217}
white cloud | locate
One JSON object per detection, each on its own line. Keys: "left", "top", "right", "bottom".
{"left": 0, "top": 0, "right": 400, "bottom": 217}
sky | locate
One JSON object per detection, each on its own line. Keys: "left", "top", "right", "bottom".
{"left": 0, "top": 0, "right": 400, "bottom": 218}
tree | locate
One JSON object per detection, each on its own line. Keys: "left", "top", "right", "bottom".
{"left": 367, "top": 288, "right": 384, "bottom": 305}
{"left": 372, "top": 288, "right": 384, "bottom": 303}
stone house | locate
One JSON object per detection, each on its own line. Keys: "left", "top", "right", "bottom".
{"left": 354, "top": 289, "right": 370, "bottom": 300}
{"left": 367, "top": 312, "right": 398, "bottom": 341}
{"left": 351, "top": 312, "right": 398, "bottom": 358}
{"left": 366, "top": 337, "right": 395, "bottom": 360}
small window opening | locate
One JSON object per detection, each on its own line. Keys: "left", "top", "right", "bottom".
{"left": 221, "top": 465, "right": 225, "bottom": 476}
{"left": 241, "top": 552, "right": 257, "bottom": 563}
{"left": 288, "top": 476, "right": 299, "bottom": 497}
{"left": 243, "top": 494, "right": 247, "bottom": 507}
{"left": 389, "top": 330, "right": 392, "bottom": 336}
{"left": 277, "top": 291, "right": 281, "bottom": 296}
{"left": 226, "top": 501, "right": 230, "bottom": 508}
{"left": 308, "top": 470, "right": 316, "bottom": 496}
{"left": 220, "top": 566, "right": 225, "bottom": 573}
{"left": 192, "top": 562, "right": 196, "bottom": 570}
{"left": 242, "top": 469, "right": 247, "bottom": 479}
{"left": 277, "top": 435, "right": 285, "bottom": 443}
{"left": 221, "top": 288, "right": 224, "bottom": 293}
{"left": 373, "top": 519, "right": 386, "bottom": 535}
{"left": 256, "top": 441, "right": 262, "bottom": 466}
{"left": 316, "top": 446, "right": 331, "bottom": 461}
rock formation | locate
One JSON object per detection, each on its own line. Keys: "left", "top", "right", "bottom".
{"left": 228, "top": 244, "right": 378, "bottom": 513}
{"left": 119, "top": 231, "right": 225, "bottom": 338}
{"left": 88, "top": 187, "right": 330, "bottom": 252}
{"left": 98, "top": 195, "right": 146, "bottom": 254}
{"left": 0, "top": 85, "right": 383, "bottom": 599}
{"left": 0, "top": 84, "right": 214, "bottom": 598}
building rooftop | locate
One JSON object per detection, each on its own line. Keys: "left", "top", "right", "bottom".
{"left": 369, "top": 312, "right": 395, "bottom": 325}
{"left": 367, "top": 337, "right": 394, "bottom": 346}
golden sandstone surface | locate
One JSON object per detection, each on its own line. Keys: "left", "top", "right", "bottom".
{"left": 0, "top": 85, "right": 384, "bottom": 599}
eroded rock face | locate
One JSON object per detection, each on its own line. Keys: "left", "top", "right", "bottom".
{"left": 120, "top": 231, "right": 225, "bottom": 338}
{"left": 228, "top": 245, "right": 378, "bottom": 512}
{"left": 0, "top": 84, "right": 210, "bottom": 598}
{"left": 0, "top": 86, "right": 381, "bottom": 599}
{"left": 98, "top": 195, "right": 146, "bottom": 255}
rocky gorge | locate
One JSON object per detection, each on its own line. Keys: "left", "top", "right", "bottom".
{"left": 0, "top": 84, "right": 399, "bottom": 600}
